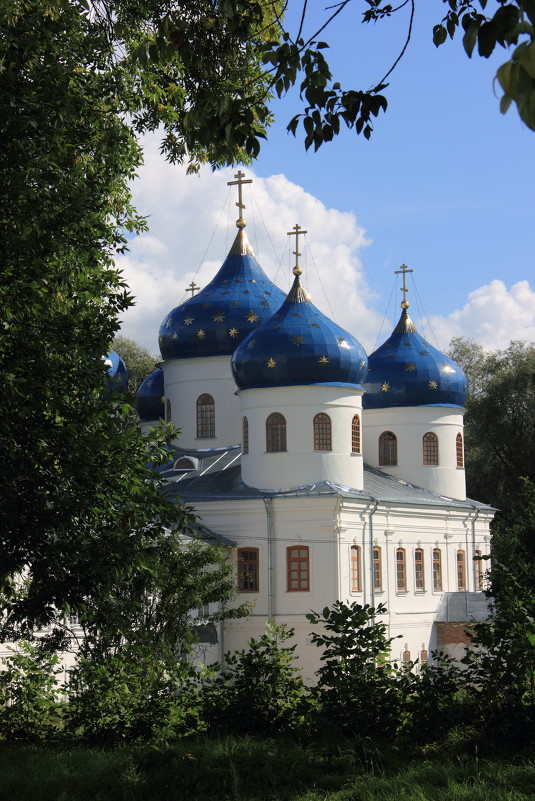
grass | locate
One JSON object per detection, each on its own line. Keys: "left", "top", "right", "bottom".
{"left": 1, "top": 737, "right": 535, "bottom": 801}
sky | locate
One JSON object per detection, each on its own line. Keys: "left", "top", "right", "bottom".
{"left": 116, "top": 1, "right": 535, "bottom": 358}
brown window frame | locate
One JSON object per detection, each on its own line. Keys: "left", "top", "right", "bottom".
{"left": 396, "top": 547, "right": 407, "bottom": 592}
{"left": 287, "top": 546, "right": 310, "bottom": 592}
{"left": 174, "top": 457, "right": 196, "bottom": 472}
{"left": 313, "top": 412, "right": 332, "bottom": 451}
{"left": 432, "top": 548, "right": 443, "bottom": 592}
{"left": 243, "top": 416, "right": 249, "bottom": 454}
{"left": 350, "top": 545, "right": 361, "bottom": 592}
{"left": 456, "top": 432, "right": 464, "bottom": 468}
{"left": 351, "top": 415, "right": 361, "bottom": 454}
{"left": 196, "top": 393, "right": 215, "bottom": 439}
{"left": 457, "top": 549, "right": 466, "bottom": 590}
{"left": 237, "top": 547, "right": 259, "bottom": 592}
{"left": 420, "top": 650, "right": 429, "bottom": 667}
{"left": 414, "top": 548, "right": 425, "bottom": 591}
{"left": 373, "top": 546, "right": 382, "bottom": 591}
{"left": 423, "top": 432, "right": 439, "bottom": 465}
{"left": 266, "top": 412, "right": 287, "bottom": 453}
{"left": 379, "top": 431, "right": 397, "bottom": 466}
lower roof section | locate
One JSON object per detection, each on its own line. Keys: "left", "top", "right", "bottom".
{"left": 160, "top": 444, "right": 494, "bottom": 512}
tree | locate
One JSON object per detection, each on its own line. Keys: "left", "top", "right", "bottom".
{"left": 448, "top": 339, "right": 535, "bottom": 513}
{"left": 112, "top": 336, "right": 158, "bottom": 396}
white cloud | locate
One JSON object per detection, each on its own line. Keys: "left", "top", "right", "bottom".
{"left": 424, "top": 279, "right": 535, "bottom": 351}
{"left": 116, "top": 132, "right": 381, "bottom": 356}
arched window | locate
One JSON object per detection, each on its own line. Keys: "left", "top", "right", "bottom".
{"left": 351, "top": 415, "right": 361, "bottom": 454}
{"left": 457, "top": 549, "right": 466, "bottom": 590}
{"left": 287, "top": 546, "right": 310, "bottom": 591}
{"left": 196, "top": 394, "right": 215, "bottom": 439}
{"left": 432, "top": 548, "right": 442, "bottom": 592}
{"left": 373, "top": 546, "right": 382, "bottom": 591}
{"left": 165, "top": 398, "right": 172, "bottom": 423}
{"left": 396, "top": 548, "right": 407, "bottom": 591}
{"left": 266, "top": 412, "right": 287, "bottom": 453}
{"left": 423, "top": 432, "right": 439, "bottom": 465}
{"left": 402, "top": 649, "right": 411, "bottom": 667}
{"left": 313, "top": 412, "right": 332, "bottom": 451}
{"left": 174, "top": 457, "right": 196, "bottom": 472}
{"left": 243, "top": 416, "right": 249, "bottom": 454}
{"left": 379, "top": 431, "right": 397, "bottom": 466}
{"left": 456, "top": 432, "right": 464, "bottom": 468}
{"left": 350, "top": 545, "right": 361, "bottom": 591}
{"left": 414, "top": 548, "right": 425, "bottom": 590}
{"left": 420, "top": 649, "right": 429, "bottom": 667}
{"left": 475, "top": 549, "right": 484, "bottom": 591}
{"left": 238, "top": 548, "right": 258, "bottom": 592}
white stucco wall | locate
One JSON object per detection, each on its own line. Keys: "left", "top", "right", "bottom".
{"left": 362, "top": 405, "right": 467, "bottom": 500}
{"left": 238, "top": 384, "right": 364, "bottom": 491}
{"left": 162, "top": 355, "right": 241, "bottom": 447}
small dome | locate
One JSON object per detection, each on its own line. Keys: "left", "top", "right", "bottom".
{"left": 104, "top": 351, "right": 129, "bottom": 393}
{"left": 232, "top": 274, "right": 368, "bottom": 389}
{"left": 136, "top": 367, "right": 164, "bottom": 420}
{"left": 159, "top": 229, "right": 286, "bottom": 360}
{"left": 363, "top": 308, "right": 468, "bottom": 409}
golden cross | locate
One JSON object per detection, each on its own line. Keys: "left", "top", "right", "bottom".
{"left": 394, "top": 264, "right": 413, "bottom": 309}
{"left": 227, "top": 170, "right": 253, "bottom": 228}
{"left": 287, "top": 223, "right": 308, "bottom": 276}
{"left": 185, "top": 280, "right": 201, "bottom": 297}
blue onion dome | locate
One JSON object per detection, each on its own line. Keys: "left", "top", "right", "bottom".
{"left": 363, "top": 305, "right": 468, "bottom": 409}
{"left": 158, "top": 227, "right": 286, "bottom": 360}
{"left": 104, "top": 351, "right": 129, "bottom": 393}
{"left": 136, "top": 367, "right": 164, "bottom": 421}
{"left": 231, "top": 271, "right": 368, "bottom": 390}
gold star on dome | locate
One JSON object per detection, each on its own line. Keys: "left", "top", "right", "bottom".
{"left": 274, "top": 324, "right": 283, "bottom": 330}
{"left": 235, "top": 279, "right": 242, "bottom": 284}
{"left": 381, "top": 382, "right": 390, "bottom": 392}
{"left": 386, "top": 353, "right": 395, "bottom": 359}
{"left": 246, "top": 312, "right": 259, "bottom": 323}
{"left": 146, "top": 379, "right": 153, "bottom": 388}
{"left": 165, "top": 318, "right": 172, "bottom": 329}
{"left": 420, "top": 350, "right": 429, "bottom": 356}
{"left": 160, "top": 396, "right": 165, "bottom": 403}
{"left": 319, "top": 356, "right": 329, "bottom": 366}
{"left": 292, "top": 335, "right": 304, "bottom": 346}
{"left": 197, "top": 329, "right": 206, "bottom": 339}
{"left": 360, "top": 360, "right": 367, "bottom": 369}
{"left": 429, "top": 380, "right": 438, "bottom": 389}
{"left": 293, "top": 312, "right": 301, "bottom": 317}
{"left": 246, "top": 339, "right": 257, "bottom": 350}
{"left": 250, "top": 279, "right": 256, "bottom": 284}
{"left": 228, "top": 328, "right": 239, "bottom": 338}
{"left": 230, "top": 300, "right": 240, "bottom": 307}
{"left": 213, "top": 312, "right": 225, "bottom": 322}
{"left": 310, "top": 323, "right": 320, "bottom": 329}
{"left": 172, "top": 332, "right": 179, "bottom": 340}
{"left": 184, "top": 317, "right": 194, "bottom": 326}
{"left": 267, "top": 357, "right": 276, "bottom": 368}
{"left": 243, "top": 290, "right": 251, "bottom": 295}
{"left": 221, "top": 291, "right": 230, "bottom": 296}
{"left": 405, "top": 362, "right": 416, "bottom": 372}
{"left": 158, "top": 335, "right": 163, "bottom": 345}
{"left": 442, "top": 363, "right": 455, "bottom": 374}
{"left": 261, "top": 300, "right": 269, "bottom": 308}
{"left": 202, "top": 303, "right": 211, "bottom": 309}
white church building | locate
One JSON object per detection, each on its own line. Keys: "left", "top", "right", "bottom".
{"left": 136, "top": 174, "right": 493, "bottom": 681}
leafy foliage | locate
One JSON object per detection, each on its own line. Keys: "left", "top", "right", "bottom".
{"left": 0, "top": 642, "right": 63, "bottom": 742}
{"left": 112, "top": 336, "right": 158, "bottom": 396}
{"left": 202, "top": 622, "right": 307, "bottom": 735}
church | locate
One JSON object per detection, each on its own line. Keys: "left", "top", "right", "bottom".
{"left": 136, "top": 173, "right": 493, "bottom": 681}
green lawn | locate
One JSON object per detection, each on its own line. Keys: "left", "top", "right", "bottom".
{"left": 1, "top": 737, "right": 535, "bottom": 801}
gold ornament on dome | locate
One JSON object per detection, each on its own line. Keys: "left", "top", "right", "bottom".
{"left": 319, "top": 356, "right": 329, "bottom": 366}
{"left": 196, "top": 329, "right": 206, "bottom": 339}
{"left": 227, "top": 169, "right": 252, "bottom": 229}
{"left": 405, "top": 362, "right": 416, "bottom": 372}
{"left": 213, "top": 313, "right": 225, "bottom": 322}
{"left": 429, "top": 380, "right": 438, "bottom": 389}
{"left": 246, "top": 312, "right": 259, "bottom": 323}
{"left": 184, "top": 317, "right": 194, "bottom": 326}
{"left": 228, "top": 328, "right": 239, "bottom": 338}
{"left": 381, "top": 382, "right": 390, "bottom": 392}
{"left": 267, "top": 357, "right": 277, "bottom": 368}
{"left": 246, "top": 339, "right": 257, "bottom": 350}
{"left": 292, "top": 335, "right": 304, "bottom": 346}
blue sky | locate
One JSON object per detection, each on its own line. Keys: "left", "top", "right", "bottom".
{"left": 117, "top": 2, "right": 535, "bottom": 356}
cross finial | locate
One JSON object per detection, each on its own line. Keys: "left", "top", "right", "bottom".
{"left": 185, "top": 280, "right": 201, "bottom": 297}
{"left": 287, "top": 223, "right": 308, "bottom": 277}
{"left": 394, "top": 264, "right": 413, "bottom": 309}
{"left": 227, "top": 170, "right": 253, "bottom": 229}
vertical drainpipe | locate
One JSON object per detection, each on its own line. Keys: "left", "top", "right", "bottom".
{"left": 264, "top": 497, "right": 275, "bottom": 621}
{"left": 368, "top": 500, "right": 379, "bottom": 609}
{"left": 471, "top": 505, "right": 480, "bottom": 591}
